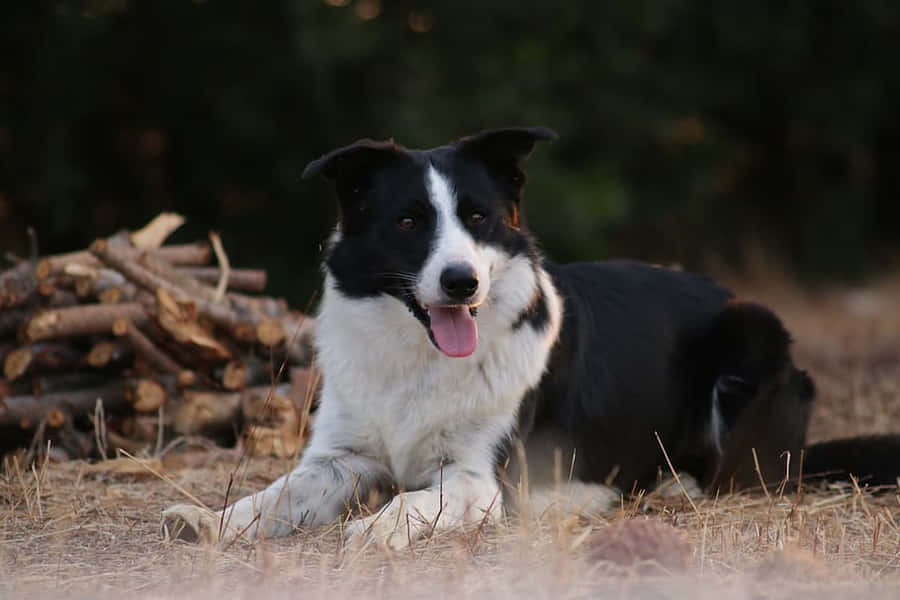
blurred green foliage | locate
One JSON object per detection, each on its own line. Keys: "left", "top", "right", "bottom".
{"left": 2, "top": 1, "right": 899, "bottom": 302}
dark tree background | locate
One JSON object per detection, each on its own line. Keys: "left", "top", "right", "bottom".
{"left": 2, "top": 1, "right": 899, "bottom": 304}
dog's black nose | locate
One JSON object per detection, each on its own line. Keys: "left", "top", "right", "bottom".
{"left": 440, "top": 264, "right": 479, "bottom": 300}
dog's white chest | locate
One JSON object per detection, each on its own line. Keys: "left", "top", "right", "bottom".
{"left": 313, "top": 277, "right": 560, "bottom": 488}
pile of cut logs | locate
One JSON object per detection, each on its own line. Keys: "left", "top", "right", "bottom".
{"left": 0, "top": 214, "right": 317, "bottom": 463}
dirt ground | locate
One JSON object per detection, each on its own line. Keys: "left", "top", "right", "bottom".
{"left": 3, "top": 271, "right": 900, "bottom": 599}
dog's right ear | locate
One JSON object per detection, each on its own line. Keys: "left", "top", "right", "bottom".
{"left": 302, "top": 138, "right": 407, "bottom": 183}
{"left": 456, "top": 127, "right": 557, "bottom": 200}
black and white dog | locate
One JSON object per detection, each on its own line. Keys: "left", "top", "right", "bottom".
{"left": 163, "top": 127, "right": 898, "bottom": 548}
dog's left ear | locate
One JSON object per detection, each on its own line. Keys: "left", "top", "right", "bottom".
{"left": 457, "top": 126, "right": 558, "bottom": 193}
{"left": 302, "top": 138, "right": 407, "bottom": 183}
{"left": 302, "top": 139, "right": 411, "bottom": 231}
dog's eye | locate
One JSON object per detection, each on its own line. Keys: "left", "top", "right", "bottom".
{"left": 397, "top": 216, "right": 416, "bottom": 230}
{"left": 468, "top": 211, "right": 486, "bottom": 226}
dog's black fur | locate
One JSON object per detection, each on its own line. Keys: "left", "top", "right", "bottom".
{"left": 504, "top": 259, "right": 816, "bottom": 496}
{"left": 451, "top": 131, "right": 898, "bottom": 498}
{"left": 311, "top": 126, "right": 899, "bottom": 499}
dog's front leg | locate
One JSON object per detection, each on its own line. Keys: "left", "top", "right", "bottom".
{"left": 163, "top": 451, "right": 388, "bottom": 544}
{"left": 345, "top": 466, "right": 501, "bottom": 550}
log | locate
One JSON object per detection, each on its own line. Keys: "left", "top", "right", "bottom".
{"left": 256, "top": 318, "right": 286, "bottom": 347}
{"left": 242, "top": 425, "right": 306, "bottom": 458}
{"left": 177, "top": 370, "right": 197, "bottom": 387}
{"left": 0, "top": 308, "right": 31, "bottom": 337}
{"left": 0, "top": 261, "right": 38, "bottom": 309}
{"left": 91, "top": 240, "right": 243, "bottom": 333}
{"left": 46, "top": 408, "right": 66, "bottom": 428}
{"left": 129, "top": 212, "right": 185, "bottom": 249}
{"left": 240, "top": 384, "right": 293, "bottom": 425}
{"left": 118, "top": 413, "right": 170, "bottom": 442}
{"left": 24, "top": 303, "right": 149, "bottom": 342}
{"left": 281, "top": 312, "right": 316, "bottom": 365}
{"left": 215, "top": 356, "right": 271, "bottom": 390}
{"left": 42, "top": 287, "right": 79, "bottom": 308}
{"left": 128, "top": 378, "right": 169, "bottom": 412}
{"left": 3, "top": 347, "right": 32, "bottom": 380}
{"left": 30, "top": 372, "right": 112, "bottom": 395}
{"left": 222, "top": 360, "right": 248, "bottom": 390}
{"left": 239, "top": 383, "right": 308, "bottom": 457}
{"left": 98, "top": 284, "right": 138, "bottom": 304}
{"left": 0, "top": 284, "right": 83, "bottom": 337}
{"left": 153, "top": 289, "right": 231, "bottom": 361}
{"left": 61, "top": 264, "right": 131, "bottom": 300}
{"left": 174, "top": 389, "right": 242, "bottom": 438}
{"left": 228, "top": 293, "right": 289, "bottom": 317}
{"left": 94, "top": 240, "right": 306, "bottom": 350}
{"left": 85, "top": 340, "right": 131, "bottom": 368}
{"left": 36, "top": 242, "right": 212, "bottom": 280}
{"left": 113, "top": 317, "right": 194, "bottom": 380}
{"left": 178, "top": 267, "right": 267, "bottom": 293}
{"left": 3, "top": 343, "right": 86, "bottom": 381}
{"left": 0, "top": 382, "right": 132, "bottom": 428}
{"left": 135, "top": 249, "right": 221, "bottom": 304}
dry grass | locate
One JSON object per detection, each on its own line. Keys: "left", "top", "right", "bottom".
{"left": 4, "top": 273, "right": 900, "bottom": 599}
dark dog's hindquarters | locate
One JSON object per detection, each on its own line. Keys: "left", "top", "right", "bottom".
{"left": 504, "top": 260, "right": 820, "bottom": 504}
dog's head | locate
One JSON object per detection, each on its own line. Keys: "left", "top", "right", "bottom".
{"left": 303, "top": 126, "right": 557, "bottom": 358}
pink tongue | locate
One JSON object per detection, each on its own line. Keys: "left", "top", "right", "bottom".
{"left": 428, "top": 306, "right": 478, "bottom": 357}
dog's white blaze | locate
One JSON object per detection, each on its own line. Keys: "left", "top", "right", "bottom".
{"left": 418, "top": 165, "right": 491, "bottom": 307}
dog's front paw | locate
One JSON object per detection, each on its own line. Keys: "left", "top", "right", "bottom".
{"left": 161, "top": 504, "right": 221, "bottom": 544}
{"left": 344, "top": 494, "right": 427, "bottom": 551}
{"left": 344, "top": 510, "right": 410, "bottom": 551}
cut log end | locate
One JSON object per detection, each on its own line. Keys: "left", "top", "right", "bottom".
{"left": 25, "top": 311, "right": 60, "bottom": 342}
{"left": 256, "top": 319, "right": 286, "bottom": 347}
{"left": 4, "top": 347, "right": 33, "bottom": 381}
{"left": 112, "top": 317, "right": 130, "bottom": 336}
{"left": 174, "top": 389, "right": 240, "bottom": 440}
{"left": 99, "top": 287, "right": 124, "bottom": 304}
{"left": 87, "top": 341, "right": 117, "bottom": 368}
{"left": 129, "top": 379, "right": 168, "bottom": 412}
{"left": 222, "top": 360, "right": 248, "bottom": 390}
{"left": 46, "top": 409, "right": 66, "bottom": 428}
{"left": 177, "top": 370, "right": 197, "bottom": 388}
{"left": 242, "top": 425, "right": 306, "bottom": 458}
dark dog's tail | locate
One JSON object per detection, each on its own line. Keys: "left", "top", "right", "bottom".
{"left": 700, "top": 301, "right": 900, "bottom": 492}
{"left": 700, "top": 301, "right": 816, "bottom": 491}
{"left": 802, "top": 435, "right": 900, "bottom": 487}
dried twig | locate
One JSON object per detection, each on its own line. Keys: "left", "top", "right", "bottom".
{"left": 208, "top": 232, "right": 231, "bottom": 303}
{"left": 654, "top": 430, "right": 702, "bottom": 518}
